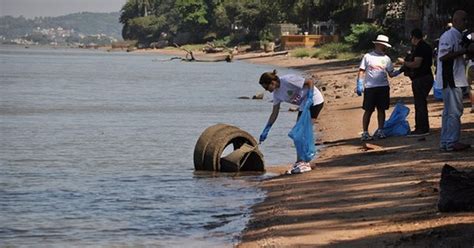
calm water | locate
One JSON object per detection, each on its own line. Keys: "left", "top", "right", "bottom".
{"left": 0, "top": 46, "right": 301, "bottom": 247}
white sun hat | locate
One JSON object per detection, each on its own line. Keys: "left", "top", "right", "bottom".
{"left": 372, "top": 34, "right": 392, "bottom": 48}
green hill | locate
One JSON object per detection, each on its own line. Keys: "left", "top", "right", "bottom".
{"left": 0, "top": 12, "right": 122, "bottom": 40}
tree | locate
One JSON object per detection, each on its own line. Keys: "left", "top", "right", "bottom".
{"left": 175, "top": 0, "right": 208, "bottom": 33}
{"left": 126, "top": 15, "right": 167, "bottom": 43}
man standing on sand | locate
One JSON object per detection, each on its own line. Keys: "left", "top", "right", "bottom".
{"left": 400, "top": 28, "right": 434, "bottom": 137}
{"left": 356, "top": 34, "right": 401, "bottom": 141}
{"left": 435, "top": 10, "right": 471, "bottom": 152}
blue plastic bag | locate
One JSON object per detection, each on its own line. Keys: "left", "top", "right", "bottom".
{"left": 288, "top": 90, "right": 316, "bottom": 162}
{"left": 356, "top": 79, "right": 364, "bottom": 96}
{"left": 382, "top": 102, "right": 410, "bottom": 137}
{"left": 433, "top": 81, "right": 443, "bottom": 101}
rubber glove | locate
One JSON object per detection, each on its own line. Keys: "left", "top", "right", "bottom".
{"left": 392, "top": 69, "right": 402, "bottom": 77}
{"left": 259, "top": 123, "right": 272, "bottom": 143}
{"left": 356, "top": 78, "right": 364, "bottom": 96}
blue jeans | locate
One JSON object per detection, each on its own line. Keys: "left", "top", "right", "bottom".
{"left": 440, "top": 87, "right": 464, "bottom": 149}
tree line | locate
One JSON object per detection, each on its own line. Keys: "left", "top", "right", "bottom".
{"left": 119, "top": 0, "right": 473, "bottom": 48}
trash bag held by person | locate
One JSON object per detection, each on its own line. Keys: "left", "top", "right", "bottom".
{"left": 288, "top": 90, "right": 316, "bottom": 163}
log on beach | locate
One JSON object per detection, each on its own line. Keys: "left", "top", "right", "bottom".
{"left": 235, "top": 51, "right": 288, "bottom": 60}
{"left": 171, "top": 43, "right": 233, "bottom": 62}
{"left": 438, "top": 164, "right": 474, "bottom": 212}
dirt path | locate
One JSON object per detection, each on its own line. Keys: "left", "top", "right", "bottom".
{"left": 237, "top": 56, "right": 474, "bottom": 247}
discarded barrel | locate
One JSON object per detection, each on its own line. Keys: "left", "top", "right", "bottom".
{"left": 193, "top": 124, "right": 265, "bottom": 172}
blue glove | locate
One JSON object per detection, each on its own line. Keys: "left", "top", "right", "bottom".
{"left": 356, "top": 79, "right": 364, "bottom": 96}
{"left": 392, "top": 69, "right": 402, "bottom": 77}
{"left": 259, "top": 123, "right": 272, "bottom": 143}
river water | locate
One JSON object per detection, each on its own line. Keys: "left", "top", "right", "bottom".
{"left": 0, "top": 46, "right": 301, "bottom": 247}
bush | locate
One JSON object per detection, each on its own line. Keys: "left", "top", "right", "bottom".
{"left": 291, "top": 48, "right": 314, "bottom": 58}
{"left": 213, "top": 36, "right": 231, "bottom": 47}
{"left": 345, "top": 23, "right": 384, "bottom": 51}
{"left": 311, "top": 43, "right": 358, "bottom": 60}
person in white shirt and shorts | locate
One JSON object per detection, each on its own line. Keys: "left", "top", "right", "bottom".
{"left": 258, "top": 70, "right": 324, "bottom": 174}
{"left": 356, "top": 35, "right": 401, "bottom": 141}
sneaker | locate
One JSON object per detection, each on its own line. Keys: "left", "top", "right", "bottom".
{"left": 361, "top": 131, "right": 372, "bottom": 141}
{"left": 407, "top": 130, "right": 430, "bottom": 138}
{"left": 285, "top": 162, "right": 301, "bottom": 175}
{"left": 290, "top": 162, "right": 312, "bottom": 174}
{"left": 373, "top": 129, "right": 386, "bottom": 140}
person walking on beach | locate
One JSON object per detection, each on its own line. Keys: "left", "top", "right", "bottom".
{"left": 356, "top": 35, "right": 401, "bottom": 141}
{"left": 400, "top": 28, "right": 434, "bottom": 137}
{"left": 435, "top": 10, "right": 471, "bottom": 152}
{"left": 258, "top": 70, "right": 324, "bottom": 174}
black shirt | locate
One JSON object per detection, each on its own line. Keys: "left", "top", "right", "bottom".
{"left": 412, "top": 40, "right": 433, "bottom": 79}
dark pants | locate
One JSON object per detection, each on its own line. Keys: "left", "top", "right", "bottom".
{"left": 297, "top": 102, "right": 324, "bottom": 120}
{"left": 411, "top": 74, "right": 433, "bottom": 132}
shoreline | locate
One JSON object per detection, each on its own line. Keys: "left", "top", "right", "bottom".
{"left": 236, "top": 51, "right": 474, "bottom": 247}
{"left": 133, "top": 48, "right": 473, "bottom": 247}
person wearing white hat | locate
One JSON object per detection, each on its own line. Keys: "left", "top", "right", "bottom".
{"left": 356, "top": 34, "right": 401, "bottom": 141}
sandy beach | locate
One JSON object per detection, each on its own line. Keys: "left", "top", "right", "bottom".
{"left": 138, "top": 48, "right": 473, "bottom": 247}
{"left": 237, "top": 52, "right": 474, "bottom": 247}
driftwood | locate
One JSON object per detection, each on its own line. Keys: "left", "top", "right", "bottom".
{"left": 235, "top": 50, "right": 288, "bottom": 60}
{"left": 438, "top": 164, "right": 474, "bottom": 212}
{"left": 202, "top": 42, "right": 226, "bottom": 53}
{"left": 167, "top": 43, "right": 232, "bottom": 62}
{"left": 155, "top": 45, "right": 286, "bottom": 63}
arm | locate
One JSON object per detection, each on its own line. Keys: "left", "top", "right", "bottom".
{"left": 303, "top": 78, "right": 315, "bottom": 90}
{"left": 439, "top": 49, "right": 466, "bottom": 62}
{"left": 388, "top": 70, "right": 401, "bottom": 78}
{"left": 355, "top": 69, "right": 365, "bottom": 96}
{"left": 438, "top": 35, "right": 466, "bottom": 62}
{"left": 259, "top": 103, "right": 280, "bottom": 143}
{"left": 357, "top": 69, "right": 365, "bottom": 82}
{"left": 387, "top": 60, "right": 401, "bottom": 78}
{"left": 267, "top": 103, "right": 280, "bottom": 126}
{"left": 404, "top": 57, "right": 423, "bottom": 69}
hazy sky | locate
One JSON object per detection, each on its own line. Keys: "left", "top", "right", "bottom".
{"left": 0, "top": 0, "right": 127, "bottom": 18}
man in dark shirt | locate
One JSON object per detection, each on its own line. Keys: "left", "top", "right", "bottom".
{"left": 402, "top": 28, "right": 434, "bottom": 136}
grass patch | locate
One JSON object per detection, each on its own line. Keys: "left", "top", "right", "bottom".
{"left": 312, "top": 42, "right": 359, "bottom": 60}
{"left": 291, "top": 48, "right": 317, "bottom": 58}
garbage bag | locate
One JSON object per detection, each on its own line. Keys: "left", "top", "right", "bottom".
{"left": 288, "top": 90, "right": 316, "bottom": 162}
{"left": 433, "top": 81, "right": 443, "bottom": 101}
{"left": 382, "top": 101, "right": 410, "bottom": 137}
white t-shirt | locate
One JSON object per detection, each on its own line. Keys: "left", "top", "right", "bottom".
{"left": 272, "top": 74, "right": 324, "bottom": 109}
{"left": 435, "top": 27, "right": 468, "bottom": 89}
{"left": 359, "top": 51, "right": 394, "bottom": 88}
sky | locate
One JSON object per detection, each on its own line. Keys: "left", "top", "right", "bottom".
{"left": 0, "top": 0, "right": 127, "bottom": 18}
